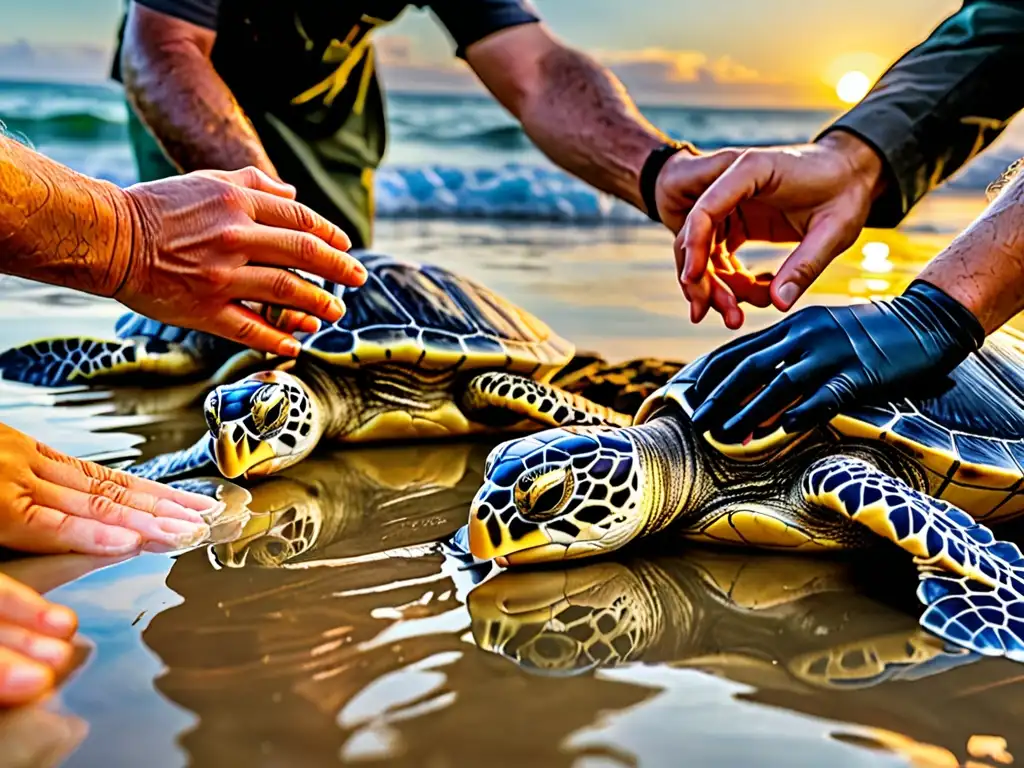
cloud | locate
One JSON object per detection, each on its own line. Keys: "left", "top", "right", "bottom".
{"left": 376, "top": 40, "right": 832, "bottom": 107}
{"left": 0, "top": 34, "right": 833, "bottom": 108}
{"left": 597, "top": 48, "right": 768, "bottom": 85}
{"left": 375, "top": 35, "right": 479, "bottom": 94}
{"left": 594, "top": 47, "right": 830, "bottom": 107}
{"left": 0, "top": 39, "right": 111, "bottom": 82}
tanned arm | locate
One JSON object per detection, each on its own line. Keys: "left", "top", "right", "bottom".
{"left": 466, "top": 24, "right": 669, "bottom": 212}
{"left": 120, "top": 2, "right": 278, "bottom": 177}
{"left": 0, "top": 134, "right": 135, "bottom": 296}
{"left": 918, "top": 161, "right": 1024, "bottom": 335}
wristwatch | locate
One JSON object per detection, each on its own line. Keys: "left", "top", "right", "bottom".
{"left": 640, "top": 141, "right": 694, "bottom": 224}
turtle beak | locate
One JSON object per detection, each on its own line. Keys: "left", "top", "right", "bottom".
{"left": 215, "top": 424, "right": 277, "bottom": 479}
{"left": 467, "top": 509, "right": 559, "bottom": 566}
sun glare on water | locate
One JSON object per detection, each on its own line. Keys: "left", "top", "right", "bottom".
{"left": 836, "top": 71, "right": 871, "bottom": 104}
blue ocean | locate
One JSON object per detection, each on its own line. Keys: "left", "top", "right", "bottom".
{"left": 3, "top": 78, "right": 1020, "bottom": 224}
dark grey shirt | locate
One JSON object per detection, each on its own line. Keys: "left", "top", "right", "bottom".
{"left": 820, "top": 0, "right": 1024, "bottom": 227}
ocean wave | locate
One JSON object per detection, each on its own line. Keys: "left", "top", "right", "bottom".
{"left": 3, "top": 112, "right": 126, "bottom": 142}
{"left": 3, "top": 81, "right": 1020, "bottom": 222}
{"left": 375, "top": 164, "right": 646, "bottom": 222}
{"left": 373, "top": 155, "right": 1021, "bottom": 222}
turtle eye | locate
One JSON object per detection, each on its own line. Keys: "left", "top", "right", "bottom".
{"left": 515, "top": 467, "right": 573, "bottom": 522}
{"left": 263, "top": 401, "right": 284, "bottom": 430}
{"left": 252, "top": 386, "right": 289, "bottom": 436}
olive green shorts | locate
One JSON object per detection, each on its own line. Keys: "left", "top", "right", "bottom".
{"left": 125, "top": 103, "right": 374, "bottom": 249}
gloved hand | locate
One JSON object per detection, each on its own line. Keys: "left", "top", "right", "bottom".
{"left": 688, "top": 280, "right": 985, "bottom": 442}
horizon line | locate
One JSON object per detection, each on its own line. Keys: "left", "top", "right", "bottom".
{"left": 0, "top": 75, "right": 842, "bottom": 114}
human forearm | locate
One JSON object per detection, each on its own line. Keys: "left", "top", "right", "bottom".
{"left": 0, "top": 135, "right": 135, "bottom": 296}
{"left": 819, "top": 0, "right": 1024, "bottom": 228}
{"left": 488, "top": 37, "right": 670, "bottom": 211}
{"left": 918, "top": 161, "right": 1024, "bottom": 335}
{"left": 121, "top": 4, "right": 276, "bottom": 176}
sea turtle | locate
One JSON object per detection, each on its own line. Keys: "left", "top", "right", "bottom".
{"left": 123, "top": 251, "right": 656, "bottom": 482}
{"left": 467, "top": 325, "right": 1024, "bottom": 662}
{"left": 467, "top": 549, "right": 980, "bottom": 687}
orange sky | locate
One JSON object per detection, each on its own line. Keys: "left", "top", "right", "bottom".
{"left": 373, "top": 0, "right": 964, "bottom": 107}
{"left": 4, "top": 0, "right": 963, "bottom": 108}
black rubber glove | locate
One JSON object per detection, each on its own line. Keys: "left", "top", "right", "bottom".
{"left": 689, "top": 280, "right": 985, "bottom": 442}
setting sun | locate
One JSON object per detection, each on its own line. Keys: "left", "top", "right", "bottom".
{"left": 836, "top": 70, "right": 871, "bottom": 104}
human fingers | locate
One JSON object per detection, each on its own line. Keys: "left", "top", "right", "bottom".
{"left": 226, "top": 223, "right": 364, "bottom": 288}
{"left": 262, "top": 306, "right": 322, "bottom": 335}
{"left": 0, "top": 646, "right": 53, "bottom": 707}
{"left": 229, "top": 267, "right": 345, "bottom": 325}
{"left": 247, "top": 193, "right": 354, "bottom": 256}
{"left": 704, "top": 267, "right": 744, "bottom": 330}
{"left": 779, "top": 381, "right": 846, "bottom": 433}
{"left": 680, "top": 151, "right": 774, "bottom": 285}
{"left": 770, "top": 215, "right": 858, "bottom": 311}
{"left": 30, "top": 480, "right": 209, "bottom": 551}
{"left": 195, "top": 166, "right": 296, "bottom": 200}
{"left": 201, "top": 303, "right": 304, "bottom": 357}
{"left": 0, "top": 503, "right": 143, "bottom": 557}
{"left": 35, "top": 457, "right": 205, "bottom": 525}
{"left": 718, "top": 257, "right": 773, "bottom": 308}
{"left": 690, "top": 342, "right": 793, "bottom": 433}
{"left": 0, "top": 624, "right": 73, "bottom": 671}
{"left": 690, "top": 329, "right": 786, "bottom": 420}
{"left": 0, "top": 575, "right": 76, "bottom": 639}
{"left": 719, "top": 359, "right": 820, "bottom": 441}
{"left": 34, "top": 447, "right": 220, "bottom": 519}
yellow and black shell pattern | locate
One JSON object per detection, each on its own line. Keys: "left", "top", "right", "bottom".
{"left": 302, "top": 252, "right": 574, "bottom": 381}
{"left": 636, "top": 327, "right": 1024, "bottom": 525}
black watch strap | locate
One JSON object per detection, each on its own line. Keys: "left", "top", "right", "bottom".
{"left": 640, "top": 141, "right": 692, "bottom": 223}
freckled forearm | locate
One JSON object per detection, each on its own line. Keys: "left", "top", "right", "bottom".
{"left": 0, "top": 136, "right": 136, "bottom": 296}
{"left": 121, "top": 42, "right": 277, "bottom": 177}
{"left": 515, "top": 46, "right": 669, "bottom": 210}
{"left": 918, "top": 163, "right": 1024, "bottom": 334}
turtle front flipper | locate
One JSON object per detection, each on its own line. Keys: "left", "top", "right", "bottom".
{"left": 462, "top": 372, "right": 631, "bottom": 429}
{"left": 803, "top": 455, "right": 1024, "bottom": 662}
{"left": 0, "top": 312, "right": 247, "bottom": 388}
{"left": 0, "top": 336, "right": 207, "bottom": 388}
{"left": 127, "top": 435, "right": 216, "bottom": 482}
{"left": 553, "top": 357, "right": 685, "bottom": 420}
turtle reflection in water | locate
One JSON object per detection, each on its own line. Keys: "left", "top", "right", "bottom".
{"left": 471, "top": 325, "right": 1024, "bottom": 663}
{"left": 209, "top": 441, "right": 493, "bottom": 570}
{"left": 139, "top": 442, "right": 509, "bottom": 766}
{"left": 468, "top": 548, "right": 1024, "bottom": 762}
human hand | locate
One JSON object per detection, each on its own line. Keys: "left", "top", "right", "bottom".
{"left": 116, "top": 166, "right": 366, "bottom": 356}
{"left": 687, "top": 281, "right": 984, "bottom": 442}
{"left": 676, "top": 131, "right": 885, "bottom": 328}
{"left": 653, "top": 146, "right": 798, "bottom": 328}
{"left": 0, "top": 423, "right": 214, "bottom": 556}
{"left": 0, "top": 571, "right": 77, "bottom": 707}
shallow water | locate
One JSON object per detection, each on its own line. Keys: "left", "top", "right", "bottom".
{"left": 3, "top": 201, "right": 1024, "bottom": 768}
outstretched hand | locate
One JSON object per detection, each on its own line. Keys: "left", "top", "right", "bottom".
{"left": 0, "top": 423, "right": 215, "bottom": 556}
{"left": 653, "top": 146, "right": 799, "bottom": 328}
{"left": 118, "top": 166, "right": 366, "bottom": 356}
{"left": 671, "top": 131, "right": 885, "bottom": 328}
{"left": 687, "top": 282, "right": 984, "bottom": 442}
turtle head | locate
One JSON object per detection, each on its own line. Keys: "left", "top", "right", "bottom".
{"left": 468, "top": 426, "right": 647, "bottom": 566}
{"left": 204, "top": 370, "right": 324, "bottom": 479}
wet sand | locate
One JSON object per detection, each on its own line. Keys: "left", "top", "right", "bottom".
{"left": 2, "top": 195, "right": 1022, "bottom": 768}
